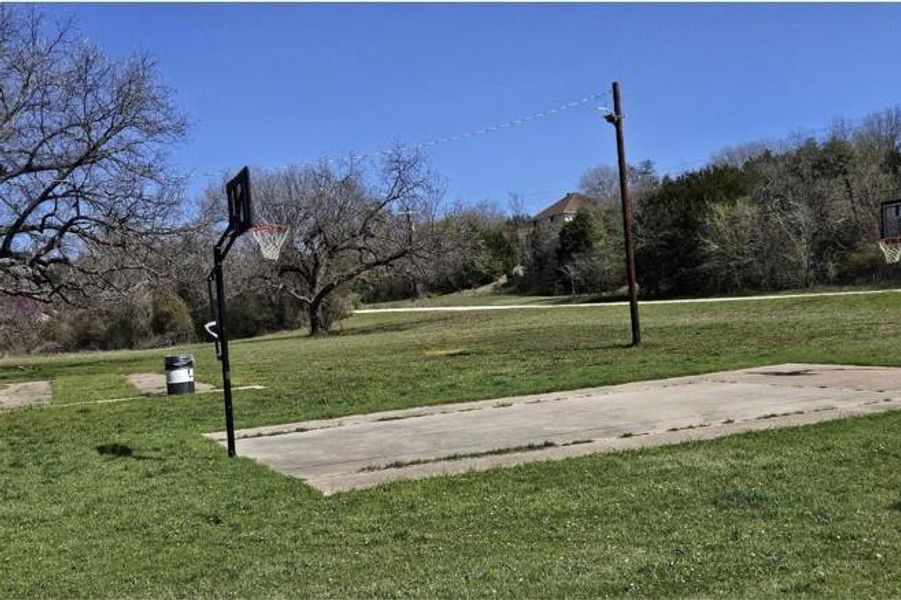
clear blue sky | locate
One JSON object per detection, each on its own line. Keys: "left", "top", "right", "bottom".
{"left": 44, "top": 3, "right": 901, "bottom": 214}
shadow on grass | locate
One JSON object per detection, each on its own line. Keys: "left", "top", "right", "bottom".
{"left": 95, "top": 443, "right": 162, "bottom": 461}
{"left": 230, "top": 331, "right": 306, "bottom": 347}
{"left": 226, "top": 316, "right": 457, "bottom": 344}
{"left": 584, "top": 342, "right": 634, "bottom": 352}
{"left": 342, "top": 317, "right": 455, "bottom": 337}
{"left": 511, "top": 341, "right": 633, "bottom": 353}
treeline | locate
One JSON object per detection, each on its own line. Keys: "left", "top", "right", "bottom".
{"left": 638, "top": 110, "right": 901, "bottom": 295}
{"left": 0, "top": 230, "right": 317, "bottom": 355}
{"left": 0, "top": 5, "right": 371, "bottom": 356}
{"left": 4, "top": 3, "right": 901, "bottom": 355}
{"left": 359, "top": 200, "right": 630, "bottom": 302}
{"left": 5, "top": 106, "right": 901, "bottom": 356}
{"left": 362, "top": 107, "right": 901, "bottom": 303}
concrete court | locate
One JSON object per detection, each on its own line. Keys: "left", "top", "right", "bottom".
{"left": 209, "top": 364, "right": 901, "bottom": 495}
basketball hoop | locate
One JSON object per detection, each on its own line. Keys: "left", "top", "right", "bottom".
{"left": 878, "top": 237, "right": 901, "bottom": 264}
{"left": 250, "top": 223, "right": 290, "bottom": 261}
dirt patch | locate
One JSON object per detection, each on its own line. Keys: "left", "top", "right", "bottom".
{"left": 124, "top": 373, "right": 214, "bottom": 396}
{"left": 0, "top": 380, "right": 52, "bottom": 410}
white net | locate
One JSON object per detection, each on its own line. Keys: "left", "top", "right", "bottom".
{"left": 250, "top": 224, "right": 290, "bottom": 260}
{"left": 878, "top": 238, "right": 901, "bottom": 264}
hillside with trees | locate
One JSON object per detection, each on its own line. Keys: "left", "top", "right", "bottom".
{"left": 3, "top": 4, "right": 901, "bottom": 355}
{"left": 364, "top": 109, "right": 901, "bottom": 305}
{"left": 638, "top": 111, "right": 900, "bottom": 296}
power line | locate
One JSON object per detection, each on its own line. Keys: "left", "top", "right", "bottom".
{"left": 194, "top": 91, "right": 611, "bottom": 179}
{"left": 413, "top": 92, "right": 611, "bottom": 151}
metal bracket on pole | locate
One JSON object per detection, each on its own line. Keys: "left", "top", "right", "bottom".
{"left": 203, "top": 321, "right": 219, "bottom": 340}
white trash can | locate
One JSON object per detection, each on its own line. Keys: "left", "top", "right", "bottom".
{"left": 164, "top": 354, "right": 195, "bottom": 395}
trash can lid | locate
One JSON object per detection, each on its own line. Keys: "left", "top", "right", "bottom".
{"left": 164, "top": 354, "right": 194, "bottom": 369}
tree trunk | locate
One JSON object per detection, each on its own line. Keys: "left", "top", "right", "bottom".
{"left": 308, "top": 297, "right": 326, "bottom": 336}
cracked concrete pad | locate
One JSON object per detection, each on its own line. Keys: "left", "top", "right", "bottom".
{"left": 209, "top": 363, "right": 901, "bottom": 495}
{"left": 703, "top": 363, "right": 901, "bottom": 392}
{"left": 0, "top": 380, "right": 52, "bottom": 410}
{"left": 125, "top": 373, "right": 214, "bottom": 396}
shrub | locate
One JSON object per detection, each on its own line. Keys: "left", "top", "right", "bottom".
{"left": 100, "top": 293, "right": 154, "bottom": 350}
{"left": 321, "top": 291, "right": 353, "bottom": 332}
{"left": 151, "top": 291, "right": 195, "bottom": 345}
{"left": 227, "top": 289, "right": 305, "bottom": 339}
{"left": 0, "top": 297, "right": 48, "bottom": 355}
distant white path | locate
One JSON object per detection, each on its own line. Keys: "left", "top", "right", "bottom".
{"left": 356, "top": 288, "right": 901, "bottom": 314}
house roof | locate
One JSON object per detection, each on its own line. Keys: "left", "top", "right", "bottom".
{"left": 534, "top": 192, "right": 593, "bottom": 220}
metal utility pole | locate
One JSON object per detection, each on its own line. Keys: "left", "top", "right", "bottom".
{"left": 605, "top": 81, "right": 641, "bottom": 346}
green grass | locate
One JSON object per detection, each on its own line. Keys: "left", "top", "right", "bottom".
{"left": 2, "top": 294, "right": 901, "bottom": 596}
{"left": 51, "top": 372, "right": 146, "bottom": 405}
{"left": 363, "top": 282, "right": 901, "bottom": 309}
{"left": 363, "top": 290, "right": 577, "bottom": 308}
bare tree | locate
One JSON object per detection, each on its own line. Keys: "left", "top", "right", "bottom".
{"left": 253, "top": 149, "right": 442, "bottom": 335}
{"left": 506, "top": 192, "right": 526, "bottom": 219}
{"left": 858, "top": 107, "right": 901, "bottom": 158}
{"left": 0, "top": 7, "right": 187, "bottom": 302}
{"left": 580, "top": 160, "right": 659, "bottom": 203}
{"left": 579, "top": 165, "right": 619, "bottom": 202}
{"left": 710, "top": 140, "right": 775, "bottom": 168}
{"left": 558, "top": 262, "right": 582, "bottom": 296}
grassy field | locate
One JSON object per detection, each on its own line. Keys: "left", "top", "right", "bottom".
{"left": 363, "top": 283, "right": 901, "bottom": 309}
{"left": 364, "top": 291, "right": 576, "bottom": 308}
{"left": 2, "top": 294, "right": 901, "bottom": 596}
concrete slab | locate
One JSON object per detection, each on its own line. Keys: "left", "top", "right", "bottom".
{"left": 0, "top": 380, "right": 52, "bottom": 410}
{"left": 209, "top": 364, "right": 901, "bottom": 495}
{"left": 704, "top": 363, "right": 901, "bottom": 392}
{"left": 125, "top": 373, "right": 214, "bottom": 396}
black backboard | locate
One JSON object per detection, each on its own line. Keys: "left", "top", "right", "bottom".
{"left": 226, "top": 167, "right": 253, "bottom": 234}
{"left": 881, "top": 199, "right": 901, "bottom": 239}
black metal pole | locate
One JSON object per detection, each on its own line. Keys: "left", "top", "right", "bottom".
{"left": 609, "top": 81, "right": 641, "bottom": 346}
{"left": 213, "top": 246, "right": 237, "bottom": 457}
